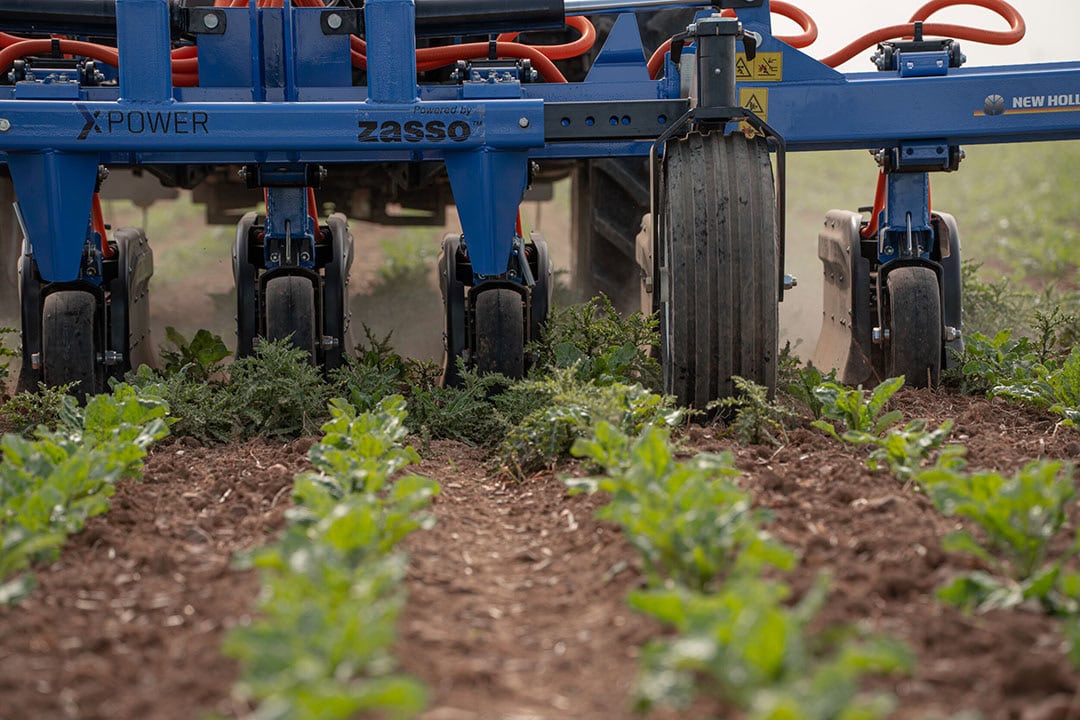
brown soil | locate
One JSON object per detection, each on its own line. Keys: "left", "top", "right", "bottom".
{"left": 0, "top": 437, "right": 309, "bottom": 720}
{"left": 2, "top": 390, "right": 1080, "bottom": 719}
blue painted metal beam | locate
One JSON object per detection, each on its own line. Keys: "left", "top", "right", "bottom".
{"left": 7, "top": 152, "right": 98, "bottom": 282}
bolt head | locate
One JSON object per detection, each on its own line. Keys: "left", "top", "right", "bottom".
{"left": 326, "top": 13, "right": 343, "bottom": 30}
{"left": 518, "top": 117, "right": 530, "bottom": 128}
{"left": 202, "top": 12, "right": 220, "bottom": 30}
{"left": 0, "top": 118, "right": 11, "bottom": 132}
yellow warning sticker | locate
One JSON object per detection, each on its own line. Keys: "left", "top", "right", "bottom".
{"left": 739, "top": 87, "right": 769, "bottom": 121}
{"left": 736, "top": 52, "right": 783, "bottom": 82}
{"left": 735, "top": 55, "right": 753, "bottom": 81}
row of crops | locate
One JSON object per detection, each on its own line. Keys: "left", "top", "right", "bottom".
{"left": 3, "top": 286, "right": 1080, "bottom": 716}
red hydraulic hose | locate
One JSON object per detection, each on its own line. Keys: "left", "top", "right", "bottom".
{"left": 92, "top": 193, "right": 113, "bottom": 259}
{"left": 860, "top": 171, "right": 887, "bottom": 239}
{"left": 495, "top": 16, "right": 596, "bottom": 60}
{"left": 819, "top": 0, "right": 1024, "bottom": 68}
{"left": 647, "top": 2, "right": 817, "bottom": 79}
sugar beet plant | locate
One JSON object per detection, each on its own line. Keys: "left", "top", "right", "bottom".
{"left": 918, "top": 458, "right": 1080, "bottom": 614}
{"left": 223, "top": 396, "right": 439, "bottom": 720}
{"left": 0, "top": 385, "right": 170, "bottom": 604}
{"left": 568, "top": 422, "right": 911, "bottom": 718}
{"left": 812, "top": 375, "right": 958, "bottom": 482}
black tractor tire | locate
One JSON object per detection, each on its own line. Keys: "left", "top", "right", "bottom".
{"left": 0, "top": 176, "right": 21, "bottom": 319}
{"left": 570, "top": 160, "right": 649, "bottom": 315}
{"left": 660, "top": 132, "right": 778, "bottom": 410}
{"left": 439, "top": 232, "right": 469, "bottom": 387}
{"left": 265, "top": 275, "right": 317, "bottom": 362}
{"left": 42, "top": 290, "right": 100, "bottom": 401}
{"left": 885, "top": 265, "right": 942, "bottom": 388}
{"left": 474, "top": 287, "right": 525, "bottom": 379}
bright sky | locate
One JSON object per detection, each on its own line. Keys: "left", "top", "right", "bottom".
{"left": 773, "top": 2, "right": 1080, "bottom": 70}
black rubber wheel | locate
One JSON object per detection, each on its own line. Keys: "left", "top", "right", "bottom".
{"left": 439, "top": 232, "right": 468, "bottom": 387}
{"left": 570, "top": 160, "right": 649, "bottom": 314}
{"left": 265, "top": 275, "right": 317, "bottom": 362}
{"left": 660, "top": 132, "right": 778, "bottom": 409}
{"left": 42, "top": 290, "right": 100, "bottom": 401}
{"left": 0, "top": 177, "right": 21, "bottom": 318}
{"left": 886, "top": 265, "right": 942, "bottom": 388}
{"left": 474, "top": 288, "right": 525, "bottom": 379}
{"left": 526, "top": 232, "right": 552, "bottom": 344}
{"left": 233, "top": 212, "right": 259, "bottom": 359}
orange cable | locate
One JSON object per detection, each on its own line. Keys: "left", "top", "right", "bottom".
{"left": 819, "top": 0, "right": 1023, "bottom": 68}
{"left": 495, "top": 16, "right": 596, "bottom": 61}
{"left": 92, "top": 193, "right": 113, "bottom": 258}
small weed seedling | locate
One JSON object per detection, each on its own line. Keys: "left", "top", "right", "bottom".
{"left": 712, "top": 375, "right": 797, "bottom": 446}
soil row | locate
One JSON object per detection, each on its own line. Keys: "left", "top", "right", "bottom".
{"left": 1, "top": 390, "right": 1077, "bottom": 719}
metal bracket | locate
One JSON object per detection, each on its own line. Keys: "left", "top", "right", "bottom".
{"left": 544, "top": 100, "right": 689, "bottom": 141}
{"left": 321, "top": 8, "right": 363, "bottom": 36}
{"left": 184, "top": 8, "right": 227, "bottom": 35}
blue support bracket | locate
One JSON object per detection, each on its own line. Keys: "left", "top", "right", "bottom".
{"left": 584, "top": 14, "right": 651, "bottom": 84}
{"left": 879, "top": 172, "right": 932, "bottom": 264}
{"left": 444, "top": 149, "right": 529, "bottom": 278}
{"left": 116, "top": 0, "right": 173, "bottom": 103}
{"left": 264, "top": 185, "right": 316, "bottom": 270}
{"left": 365, "top": 0, "right": 418, "bottom": 104}
{"left": 7, "top": 151, "right": 99, "bottom": 282}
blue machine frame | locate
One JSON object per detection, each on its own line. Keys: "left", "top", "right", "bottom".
{"left": 2, "top": 0, "right": 1080, "bottom": 390}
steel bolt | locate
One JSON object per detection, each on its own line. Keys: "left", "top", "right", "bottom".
{"left": 944, "top": 326, "right": 962, "bottom": 342}
{"left": 518, "top": 117, "right": 530, "bottom": 128}
{"left": 202, "top": 12, "right": 220, "bottom": 30}
{"left": 326, "top": 13, "right": 343, "bottom": 30}
{"left": 783, "top": 274, "right": 798, "bottom": 291}
{"left": 0, "top": 118, "right": 11, "bottom": 132}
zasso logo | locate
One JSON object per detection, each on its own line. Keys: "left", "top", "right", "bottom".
{"left": 358, "top": 119, "right": 471, "bottom": 143}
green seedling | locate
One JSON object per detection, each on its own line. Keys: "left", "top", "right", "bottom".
{"left": 712, "top": 375, "right": 797, "bottom": 446}
{"left": 919, "top": 459, "right": 1080, "bottom": 612}
{"left": 160, "top": 326, "right": 230, "bottom": 381}
{"left": 782, "top": 362, "right": 838, "bottom": 420}
{"left": 225, "top": 396, "right": 437, "bottom": 720}
{"left": 862, "top": 418, "right": 961, "bottom": 481}
{"left": 629, "top": 577, "right": 912, "bottom": 719}
{"left": 811, "top": 376, "right": 904, "bottom": 442}
{"left": 0, "top": 384, "right": 170, "bottom": 604}
{"left": 569, "top": 423, "right": 793, "bottom": 591}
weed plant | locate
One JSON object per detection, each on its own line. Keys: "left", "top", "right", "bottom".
{"left": 530, "top": 295, "right": 661, "bottom": 387}
{"left": 0, "top": 382, "right": 73, "bottom": 436}
{"left": 712, "top": 375, "right": 797, "bottom": 446}
{"left": 0, "top": 327, "right": 16, "bottom": 393}
{"left": 501, "top": 369, "right": 681, "bottom": 475}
